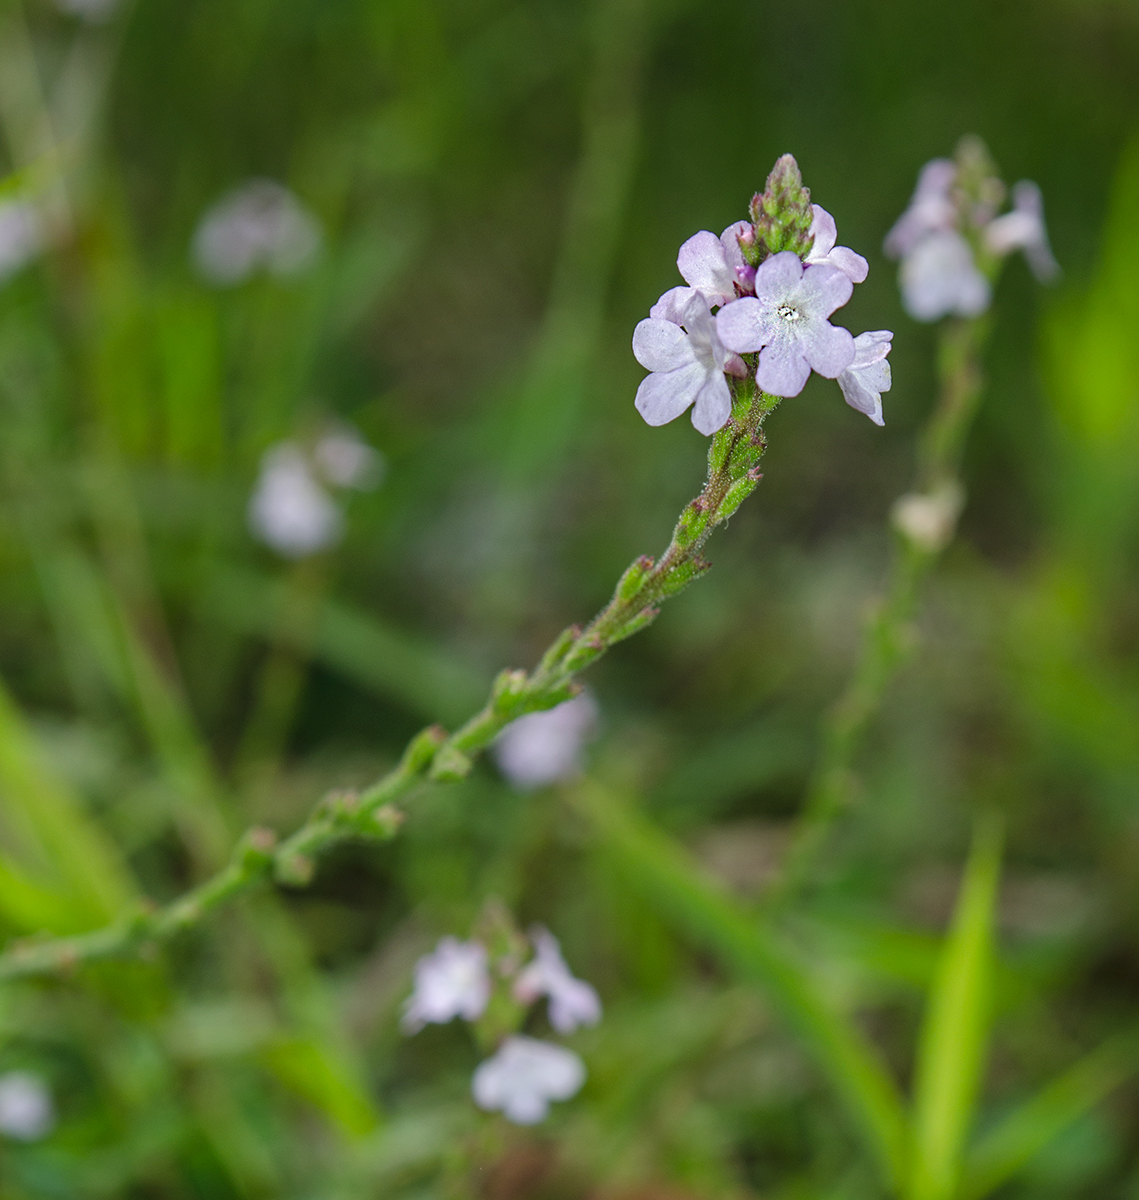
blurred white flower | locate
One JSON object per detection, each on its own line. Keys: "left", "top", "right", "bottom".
{"left": 248, "top": 442, "right": 342, "bottom": 558}
{"left": 313, "top": 426, "right": 385, "bottom": 490}
{"left": 192, "top": 180, "right": 320, "bottom": 286}
{"left": 883, "top": 159, "right": 958, "bottom": 259}
{"left": 897, "top": 230, "right": 990, "bottom": 322}
{"left": 0, "top": 1072, "right": 53, "bottom": 1141}
{"left": 472, "top": 1035, "right": 585, "bottom": 1124}
{"left": 514, "top": 928, "right": 601, "bottom": 1034}
{"left": 494, "top": 693, "right": 598, "bottom": 790}
{"left": 402, "top": 937, "right": 490, "bottom": 1033}
{"left": 985, "top": 181, "right": 1059, "bottom": 282}
{"left": 837, "top": 331, "right": 893, "bottom": 427}
{"left": 0, "top": 202, "right": 43, "bottom": 283}
{"left": 55, "top": 0, "right": 119, "bottom": 19}
{"left": 891, "top": 482, "right": 964, "bottom": 553}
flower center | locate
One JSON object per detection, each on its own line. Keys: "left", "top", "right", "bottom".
{"left": 776, "top": 303, "right": 801, "bottom": 322}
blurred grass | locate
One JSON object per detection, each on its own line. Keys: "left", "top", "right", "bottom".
{"left": 0, "top": 0, "right": 1134, "bottom": 1195}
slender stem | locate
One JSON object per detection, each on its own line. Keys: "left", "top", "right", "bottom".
{"left": 771, "top": 317, "right": 990, "bottom": 903}
{"left": 0, "top": 384, "right": 777, "bottom": 982}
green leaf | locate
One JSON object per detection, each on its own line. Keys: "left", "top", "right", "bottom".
{"left": 908, "top": 811, "right": 1004, "bottom": 1200}
{"left": 572, "top": 780, "right": 909, "bottom": 1193}
{"left": 960, "top": 1030, "right": 1139, "bottom": 1200}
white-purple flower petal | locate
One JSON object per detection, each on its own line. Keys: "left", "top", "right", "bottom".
{"left": 402, "top": 938, "right": 490, "bottom": 1032}
{"left": 884, "top": 158, "right": 958, "bottom": 259}
{"left": 984, "top": 180, "right": 1059, "bottom": 282}
{"left": 472, "top": 1036, "right": 586, "bottom": 1125}
{"left": 837, "top": 331, "right": 893, "bottom": 427}
{"left": 715, "top": 253, "right": 855, "bottom": 398}
{"left": 634, "top": 292, "right": 734, "bottom": 434}
{"left": 514, "top": 928, "right": 602, "bottom": 1034}
{"left": 899, "top": 229, "right": 990, "bottom": 322}
{"left": 805, "top": 205, "right": 868, "bottom": 283}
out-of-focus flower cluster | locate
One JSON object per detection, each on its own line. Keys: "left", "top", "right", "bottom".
{"left": 403, "top": 921, "right": 601, "bottom": 1125}
{"left": 885, "top": 137, "right": 1058, "bottom": 322}
{"left": 248, "top": 426, "right": 384, "bottom": 559}
{"left": 633, "top": 155, "right": 892, "bottom": 432}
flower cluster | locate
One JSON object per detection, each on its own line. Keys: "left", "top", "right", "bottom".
{"left": 192, "top": 180, "right": 321, "bottom": 287}
{"left": 248, "top": 425, "right": 383, "bottom": 558}
{"left": 403, "top": 923, "right": 601, "bottom": 1125}
{"left": 885, "top": 137, "right": 1058, "bottom": 323}
{"left": 633, "top": 155, "right": 892, "bottom": 432}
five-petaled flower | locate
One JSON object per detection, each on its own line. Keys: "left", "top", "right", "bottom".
{"left": 715, "top": 253, "right": 856, "bottom": 398}
{"left": 472, "top": 1035, "right": 586, "bottom": 1125}
{"left": 633, "top": 290, "right": 739, "bottom": 434}
{"left": 401, "top": 937, "right": 490, "bottom": 1032}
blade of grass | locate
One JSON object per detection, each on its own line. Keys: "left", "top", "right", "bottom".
{"left": 960, "top": 1029, "right": 1139, "bottom": 1200}
{"left": 572, "top": 779, "right": 909, "bottom": 1193}
{"left": 908, "top": 811, "right": 1004, "bottom": 1200}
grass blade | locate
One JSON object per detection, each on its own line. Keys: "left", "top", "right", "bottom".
{"left": 960, "top": 1030, "right": 1139, "bottom": 1200}
{"left": 573, "top": 780, "right": 909, "bottom": 1193}
{"left": 908, "top": 811, "right": 1004, "bottom": 1200}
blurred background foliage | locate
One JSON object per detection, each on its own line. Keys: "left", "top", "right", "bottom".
{"left": 0, "top": 0, "right": 1137, "bottom": 1195}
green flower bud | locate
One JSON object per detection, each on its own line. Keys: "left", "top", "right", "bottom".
{"left": 750, "top": 154, "right": 814, "bottom": 259}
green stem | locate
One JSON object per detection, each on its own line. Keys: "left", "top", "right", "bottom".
{"left": 0, "top": 384, "right": 776, "bottom": 982}
{"left": 771, "top": 317, "right": 990, "bottom": 903}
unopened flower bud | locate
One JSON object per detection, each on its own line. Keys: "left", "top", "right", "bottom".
{"left": 891, "top": 483, "right": 964, "bottom": 552}
{"left": 750, "top": 154, "right": 814, "bottom": 259}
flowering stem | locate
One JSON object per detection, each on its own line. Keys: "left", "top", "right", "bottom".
{"left": 771, "top": 317, "right": 990, "bottom": 904}
{"left": 0, "top": 383, "right": 776, "bottom": 982}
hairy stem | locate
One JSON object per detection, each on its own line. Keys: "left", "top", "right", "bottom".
{"left": 0, "top": 384, "right": 777, "bottom": 982}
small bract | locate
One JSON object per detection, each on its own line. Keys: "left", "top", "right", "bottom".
{"left": 472, "top": 1035, "right": 586, "bottom": 1124}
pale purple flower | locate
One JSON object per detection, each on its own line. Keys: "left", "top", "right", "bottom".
{"left": 0, "top": 202, "right": 42, "bottom": 282}
{"left": 837, "top": 332, "right": 893, "bottom": 427}
{"left": 674, "top": 221, "right": 754, "bottom": 307}
{"left": 193, "top": 180, "right": 320, "bottom": 286}
{"left": 898, "top": 230, "right": 990, "bottom": 322}
{"left": 514, "top": 928, "right": 601, "bottom": 1034}
{"left": 633, "top": 289, "right": 737, "bottom": 434}
{"left": 715, "top": 253, "right": 855, "bottom": 398}
{"left": 805, "top": 205, "right": 868, "bottom": 283}
{"left": 0, "top": 1072, "right": 53, "bottom": 1141}
{"left": 472, "top": 1035, "right": 585, "bottom": 1124}
{"left": 402, "top": 937, "right": 490, "bottom": 1033}
{"left": 313, "top": 426, "right": 385, "bottom": 490}
{"left": 494, "top": 693, "right": 598, "bottom": 790}
{"left": 248, "top": 443, "right": 343, "bottom": 558}
{"left": 985, "top": 181, "right": 1059, "bottom": 281}
{"left": 884, "top": 159, "right": 958, "bottom": 258}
